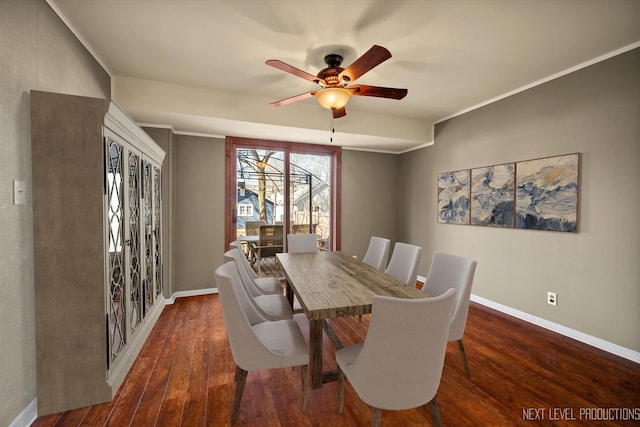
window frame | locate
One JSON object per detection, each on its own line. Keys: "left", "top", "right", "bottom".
{"left": 224, "top": 136, "right": 341, "bottom": 251}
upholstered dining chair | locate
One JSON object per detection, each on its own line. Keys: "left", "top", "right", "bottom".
{"left": 224, "top": 249, "right": 292, "bottom": 321}
{"left": 287, "top": 233, "right": 319, "bottom": 253}
{"left": 355, "top": 235, "right": 392, "bottom": 322}
{"left": 384, "top": 242, "right": 422, "bottom": 286}
{"left": 362, "top": 236, "right": 391, "bottom": 271}
{"left": 422, "top": 252, "right": 477, "bottom": 377}
{"left": 215, "top": 262, "right": 309, "bottom": 424}
{"left": 336, "top": 289, "right": 457, "bottom": 427}
{"left": 229, "top": 241, "right": 283, "bottom": 293}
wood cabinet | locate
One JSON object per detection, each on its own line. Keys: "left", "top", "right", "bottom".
{"left": 31, "top": 91, "right": 166, "bottom": 415}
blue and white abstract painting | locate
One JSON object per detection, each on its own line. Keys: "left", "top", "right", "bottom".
{"left": 515, "top": 153, "right": 579, "bottom": 232}
{"left": 438, "top": 170, "right": 470, "bottom": 224}
{"left": 471, "top": 163, "right": 515, "bottom": 227}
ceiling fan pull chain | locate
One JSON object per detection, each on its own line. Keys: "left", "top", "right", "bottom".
{"left": 330, "top": 113, "right": 335, "bottom": 143}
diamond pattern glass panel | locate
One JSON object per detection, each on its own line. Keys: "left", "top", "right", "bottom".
{"left": 143, "top": 161, "right": 154, "bottom": 314}
{"left": 129, "top": 152, "right": 142, "bottom": 331}
{"left": 154, "top": 166, "right": 162, "bottom": 297}
{"left": 107, "top": 138, "right": 125, "bottom": 363}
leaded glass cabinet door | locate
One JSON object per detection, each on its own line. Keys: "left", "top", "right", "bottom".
{"left": 128, "top": 150, "right": 142, "bottom": 332}
{"left": 142, "top": 160, "right": 154, "bottom": 315}
{"left": 154, "top": 165, "right": 162, "bottom": 297}
{"left": 106, "top": 137, "right": 125, "bottom": 365}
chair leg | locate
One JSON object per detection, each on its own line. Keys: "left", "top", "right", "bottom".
{"left": 458, "top": 339, "right": 471, "bottom": 378}
{"left": 301, "top": 365, "right": 308, "bottom": 412}
{"left": 371, "top": 407, "right": 382, "bottom": 427}
{"left": 231, "top": 366, "right": 248, "bottom": 425}
{"left": 428, "top": 396, "right": 443, "bottom": 427}
{"left": 338, "top": 366, "right": 345, "bottom": 413}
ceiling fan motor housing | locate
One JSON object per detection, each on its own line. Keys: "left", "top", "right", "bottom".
{"left": 318, "top": 54, "right": 347, "bottom": 86}
{"left": 324, "top": 54, "right": 343, "bottom": 67}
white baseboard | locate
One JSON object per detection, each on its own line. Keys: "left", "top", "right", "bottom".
{"left": 9, "top": 398, "right": 37, "bottom": 427}
{"left": 165, "top": 287, "right": 218, "bottom": 305}
{"left": 470, "top": 294, "right": 640, "bottom": 364}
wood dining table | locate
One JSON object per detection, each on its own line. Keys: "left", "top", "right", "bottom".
{"left": 276, "top": 251, "right": 427, "bottom": 389}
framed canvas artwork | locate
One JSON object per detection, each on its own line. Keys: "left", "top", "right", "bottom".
{"left": 515, "top": 153, "right": 579, "bottom": 232}
{"left": 471, "top": 163, "right": 515, "bottom": 227}
{"left": 437, "top": 169, "right": 470, "bottom": 225}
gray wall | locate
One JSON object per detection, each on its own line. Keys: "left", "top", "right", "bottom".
{"left": 0, "top": 0, "right": 110, "bottom": 425}
{"left": 170, "top": 138, "right": 399, "bottom": 291}
{"left": 174, "top": 134, "right": 226, "bottom": 291}
{"left": 340, "top": 150, "right": 398, "bottom": 260}
{"left": 398, "top": 48, "right": 640, "bottom": 352}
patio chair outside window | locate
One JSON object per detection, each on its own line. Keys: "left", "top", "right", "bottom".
{"left": 251, "top": 225, "right": 284, "bottom": 275}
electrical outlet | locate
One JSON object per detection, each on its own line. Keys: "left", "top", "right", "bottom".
{"left": 547, "top": 291, "right": 557, "bottom": 306}
{"left": 13, "top": 180, "right": 26, "bottom": 205}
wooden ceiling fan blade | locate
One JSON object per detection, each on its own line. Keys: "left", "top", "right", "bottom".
{"left": 269, "top": 91, "right": 315, "bottom": 107}
{"left": 332, "top": 107, "right": 346, "bottom": 118}
{"left": 349, "top": 84, "right": 408, "bottom": 100}
{"left": 265, "top": 60, "right": 324, "bottom": 84}
{"left": 339, "top": 45, "right": 391, "bottom": 82}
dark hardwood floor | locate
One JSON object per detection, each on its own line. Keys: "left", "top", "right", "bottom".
{"left": 32, "top": 278, "right": 639, "bottom": 426}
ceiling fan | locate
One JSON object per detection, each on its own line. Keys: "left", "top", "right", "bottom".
{"left": 265, "top": 45, "right": 407, "bottom": 118}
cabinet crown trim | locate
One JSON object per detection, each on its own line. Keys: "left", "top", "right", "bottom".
{"left": 105, "top": 102, "right": 166, "bottom": 162}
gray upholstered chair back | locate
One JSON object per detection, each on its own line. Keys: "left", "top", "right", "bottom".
{"left": 287, "top": 233, "right": 319, "bottom": 253}
{"left": 336, "top": 289, "right": 456, "bottom": 424}
{"left": 216, "top": 260, "right": 266, "bottom": 327}
{"left": 423, "top": 252, "right": 477, "bottom": 340}
{"left": 362, "top": 236, "right": 391, "bottom": 271}
{"left": 229, "top": 240, "right": 259, "bottom": 280}
{"left": 225, "top": 249, "right": 263, "bottom": 298}
{"left": 385, "top": 242, "right": 422, "bottom": 285}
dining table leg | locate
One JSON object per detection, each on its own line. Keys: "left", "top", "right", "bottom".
{"left": 285, "top": 280, "right": 294, "bottom": 309}
{"left": 256, "top": 248, "right": 262, "bottom": 276}
{"left": 309, "top": 319, "right": 324, "bottom": 389}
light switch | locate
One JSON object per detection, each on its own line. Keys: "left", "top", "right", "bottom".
{"left": 13, "top": 180, "right": 26, "bottom": 205}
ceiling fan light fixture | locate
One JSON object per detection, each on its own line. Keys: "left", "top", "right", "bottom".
{"left": 315, "top": 88, "right": 352, "bottom": 110}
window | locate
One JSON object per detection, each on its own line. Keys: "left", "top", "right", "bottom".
{"left": 237, "top": 204, "right": 254, "bottom": 217}
{"left": 224, "top": 136, "right": 342, "bottom": 251}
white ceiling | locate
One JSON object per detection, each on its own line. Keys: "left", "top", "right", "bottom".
{"left": 49, "top": 0, "right": 640, "bottom": 153}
